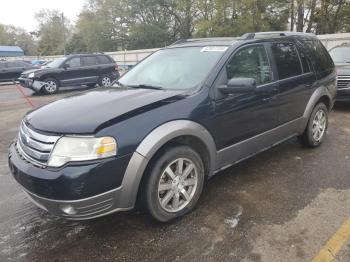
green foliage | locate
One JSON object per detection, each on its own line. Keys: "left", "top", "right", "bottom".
{"left": 5, "top": 0, "right": 350, "bottom": 55}
{"left": 35, "top": 9, "right": 71, "bottom": 55}
{"left": 0, "top": 24, "right": 37, "bottom": 55}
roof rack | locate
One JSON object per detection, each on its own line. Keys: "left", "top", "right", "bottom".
{"left": 171, "top": 37, "right": 238, "bottom": 46}
{"left": 67, "top": 52, "right": 105, "bottom": 55}
{"left": 242, "top": 31, "right": 315, "bottom": 40}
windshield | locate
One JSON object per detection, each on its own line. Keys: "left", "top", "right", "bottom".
{"left": 45, "top": 57, "right": 66, "bottom": 68}
{"left": 117, "top": 46, "right": 227, "bottom": 90}
{"left": 329, "top": 47, "right": 350, "bottom": 63}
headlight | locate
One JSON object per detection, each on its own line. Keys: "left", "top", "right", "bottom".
{"left": 28, "top": 72, "right": 35, "bottom": 78}
{"left": 48, "top": 136, "right": 117, "bottom": 167}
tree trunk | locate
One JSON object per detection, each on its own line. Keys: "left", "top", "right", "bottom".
{"left": 290, "top": 0, "right": 295, "bottom": 31}
{"left": 306, "top": 0, "right": 316, "bottom": 33}
{"left": 296, "top": 0, "right": 304, "bottom": 32}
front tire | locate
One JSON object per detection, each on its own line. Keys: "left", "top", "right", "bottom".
{"left": 299, "top": 102, "right": 328, "bottom": 147}
{"left": 42, "top": 78, "right": 59, "bottom": 95}
{"left": 142, "top": 146, "right": 205, "bottom": 222}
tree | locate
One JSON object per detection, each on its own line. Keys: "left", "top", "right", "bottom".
{"left": 0, "top": 24, "right": 37, "bottom": 55}
{"left": 35, "top": 9, "right": 71, "bottom": 55}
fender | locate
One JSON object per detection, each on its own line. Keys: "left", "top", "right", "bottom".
{"left": 116, "top": 120, "right": 217, "bottom": 209}
{"left": 299, "top": 85, "right": 333, "bottom": 133}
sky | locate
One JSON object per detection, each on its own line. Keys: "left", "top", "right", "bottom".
{"left": 0, "top": 0, "right": 86, "bottom": 32}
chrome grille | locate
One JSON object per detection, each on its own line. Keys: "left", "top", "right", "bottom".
{"left": 337, "top": 75, "right": 350, "bottom": 89}
{"left": 16, "top": 121, "right": 60, "bottom": 167}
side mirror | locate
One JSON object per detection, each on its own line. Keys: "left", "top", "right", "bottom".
{"left": 219, "top": 78, "right": 257, "bottom": 94}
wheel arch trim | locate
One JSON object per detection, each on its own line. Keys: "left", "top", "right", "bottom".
{"left": 117, "top": 120, "right": 217, "bottom": 209}
{"left": 299, "top": 85, "right": 333, "bottom": 132}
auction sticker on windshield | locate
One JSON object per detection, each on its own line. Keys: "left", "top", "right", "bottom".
{"left": 200, "top": 46, "right": 228, "bottom": 52}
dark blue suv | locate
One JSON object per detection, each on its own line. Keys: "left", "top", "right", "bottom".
{"left": 8, "top": 32, "right": 336, "bottom": 222}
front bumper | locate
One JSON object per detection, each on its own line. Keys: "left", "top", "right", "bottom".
{"left": 8, "top": 143, "right": 148, "bottom": 220}
{"left": 336, "top": 88, "right": 350, "bottom": 101}
{"left": 18, "top": 77, "right": 46, "bottom": 92}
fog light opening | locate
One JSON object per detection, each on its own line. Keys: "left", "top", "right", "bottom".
{"left": 60, "top": 205, "right": 78, "bottom": 215}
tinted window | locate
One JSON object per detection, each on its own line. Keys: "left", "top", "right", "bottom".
{"left": 82, "top": 56, "right": 98, "bottom": 66}
{"left": 304, "top": 40, "right": 334, "bottom": 72}
{"left": 329, "top": 46, "right": 350, "bottom": 64}
{"left": 271, "top": 43, "right": 302, "bottom": 79}
{"left": 0, "top": 62, "right": 4, "bottom": 69}
{"left": 226, "top": 45, "right": 271, "bottom": 86}
{"left": 97, "top": 55, "right": 112, "bottom": 64}
{"left": 66, "top": 57, "right": 81, "bottom": 68}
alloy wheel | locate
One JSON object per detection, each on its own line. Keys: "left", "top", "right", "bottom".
{"left": 101, "top": 77, "right": 111, "bottom": 86}
{"left": 157, "top": 158, "right": 198, "bottom": 213}
{"left": 312, "top": 109, "right": 327, "bottom": 142}
{"left": 45, "top": 81, "right": 57, "bottom": 93}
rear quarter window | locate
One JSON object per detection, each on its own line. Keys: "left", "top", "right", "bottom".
{"left": 271, "top": 42, "right": 302, "bottom": 80}
{"left": 97, "top": 55, "right": 114, "bottom": 64}
{"left": 304, "top": 40, "right": 334, "bottom": 73}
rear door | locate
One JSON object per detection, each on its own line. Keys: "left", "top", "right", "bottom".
{"left": 80, "top": 56, "right": 99, "bottom": 83}
{"left": 268, "top": 41, "right": 316, "bottom": 124}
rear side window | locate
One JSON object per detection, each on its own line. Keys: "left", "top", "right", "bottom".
{"left": 304, "top": 40, "right": 334, "bottom": 72}
{"left": 271, "top": 42, "right": 302, "bottom": 80}
{"left": 82, "top": 56, "right": 98, "bottom": 66}
{"left": 66, "top": 57, "right": 81, "bottom": 68}
{"left": 97, "top": 55, "right": 113, "bottom": 64}
{"left": 226, "top": 45, "right": 272, "bottom": 86}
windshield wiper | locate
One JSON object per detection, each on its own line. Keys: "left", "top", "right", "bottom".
{"left": 128, "top": 84, "right": 164, "bottom": 90}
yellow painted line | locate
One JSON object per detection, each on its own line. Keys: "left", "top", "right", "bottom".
{"left": 312, "top": 216, "right": 350, "bottom": 262}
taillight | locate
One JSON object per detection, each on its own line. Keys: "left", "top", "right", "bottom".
{"left": 115, "top": 64, "right": 119, "bottom": 72}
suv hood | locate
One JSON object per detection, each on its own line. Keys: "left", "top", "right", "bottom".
{"left": 25, "top": 88, "right": 186, "bottom": 134}
{"left": 22, "top": 67, "right": 58, "bottom": 76}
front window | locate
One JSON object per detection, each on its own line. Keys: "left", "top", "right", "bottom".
{"left": 117, "top": 46, "right": 227, "bottom": 90}
{"left": 46, "top": 57, "right": 66, "bottom": 68}
{"left": 329, "top": 46, "right": 350, "bottom": 64}
{"left": 226, "top": 45, "right": 272, "bottom": 86}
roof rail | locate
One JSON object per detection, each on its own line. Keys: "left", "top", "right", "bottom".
{"left": 68, "top": 52, "right": 105, "bottom": 55}
{"left": 171, "top": 37, "right": 238, "bottom": 46}
{"left": 242, "top": 31, "right": 315, "bottom": 40}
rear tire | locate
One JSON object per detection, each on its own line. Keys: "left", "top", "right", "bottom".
{"left": 99, "top": 75, "right": 112, "bottom": 87}
{"left": 42, "top": 78, "right": 59, "bottom": 95}
{"left": 298, "top": 102, "right": 328, "bottom": 147}
{"left": 141, "top": 145, "right": 205, "bottom": 222}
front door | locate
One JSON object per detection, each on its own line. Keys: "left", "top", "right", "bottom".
{"left": 60, "top": 57, "right": 84, "bottom": 86}
{"left": 212, "top": 44, "right": 279, "bottom": 150}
